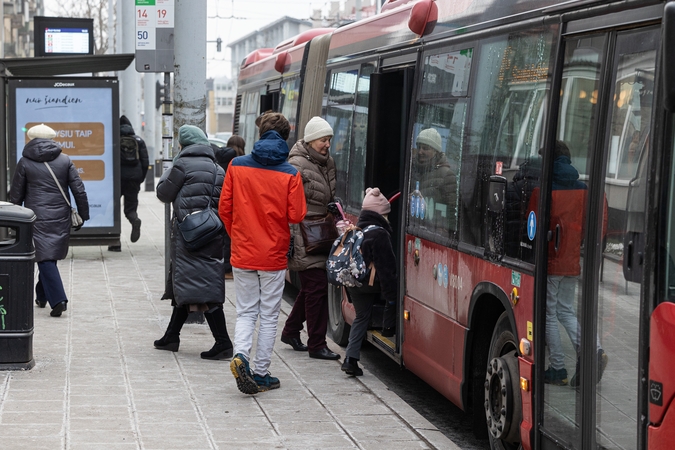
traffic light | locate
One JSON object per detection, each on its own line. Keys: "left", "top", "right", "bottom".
{"left": 155, "top": 80, "right": 164, "bottom": 110}
{"left": 216, "top": 37, "right": 222, "bottom": 52}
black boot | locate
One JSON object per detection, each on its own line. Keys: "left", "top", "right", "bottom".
{"left": 154, "top": 306, "right": 188, "bottom": 352}
{"left": 201, "top": 308, "right": 233, "bottom": 360}
{"left": 341, "top": 357, "right": 363, "bottom": 376}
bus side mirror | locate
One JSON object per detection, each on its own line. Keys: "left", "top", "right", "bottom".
{"left": 488, "top": 175, "right": 507, "bottom": 213}
{"left": 663, "top": 2, "right": 675, "bottom": 111}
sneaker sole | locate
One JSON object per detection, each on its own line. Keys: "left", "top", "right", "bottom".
{"left": 230, "top": 358, "right": 258, "bottom": 395}
{"left": 257, "top": 382, "right": 280, "bottom": 392}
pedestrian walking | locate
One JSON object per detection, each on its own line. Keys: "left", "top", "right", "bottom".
{"left": 109, "top": 115, "right": 149, "bottom": 251}
{"left": 219, "top": 112, "right": 307, "bottom": 394}
{"left": 212, "top": 135, "right": 245, "bottom": 279}
{"left": 10, "top": 123, "right": 89, "bottom": 317}
{"left": 341, "top": 188, "right": 397, "bottom": 376}
{"left": 154, "top": 125, "right": 233, "bottom": 360}
{"left": 281, "top": 116, "right": 341, "bottom": 361}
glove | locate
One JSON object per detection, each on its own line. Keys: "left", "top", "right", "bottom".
{"left": 327, "top": 202, "right": 340, "bottom": 216}
{"left": 73, "top": 224, "right": 83, "bottom": 232}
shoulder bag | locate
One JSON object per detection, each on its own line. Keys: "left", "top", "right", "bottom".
{"left": 300, "top": 212, "right": 338, "bottom": 255}
{"left": 177, "top": 166, "right": 223, "bottom": 251}
{"left": 44, "top": 162, "right": 83, "bottom": 228}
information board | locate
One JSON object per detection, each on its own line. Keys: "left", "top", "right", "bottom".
{"left": 7, "top": 78, "right": 120, "bottom": 235}
{"left": 135, "top": 0, "right": 175, "bottom": 72}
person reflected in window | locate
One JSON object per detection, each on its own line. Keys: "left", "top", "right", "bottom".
{"left": 410, "top": 128, "right": 457, "bottom": 230}
{"left": 504, "top": 156, "right": 541, "bottom": 260}
{"left": 529, "top": 140, "right": 608, "bottom": 387}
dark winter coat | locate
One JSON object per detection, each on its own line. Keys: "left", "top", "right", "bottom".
{"left": 212, "top": 144, "right": 237, "bottom": 174}
{"left": 120, "top": 123, "right": 149, "bottom": 184}
{"left": 353, "top": 210, "right": 397, "bottom": 305}
{"left": 411, "top": 151, "right": 457, "bottom": 229}
{"left": 504, "top": 158, "right": 541, "bottom": 259}
{"left": 157, "top": 143, "right": 225, "bottom": 306}
{"left": 287, "top": 140, "right": 336, "bottom": 272}
{"left": 10, "top": 138, "right": 89, "bottom": 262}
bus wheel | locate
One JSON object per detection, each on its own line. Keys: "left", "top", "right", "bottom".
{"left": 328, "top": 284, "right": 350, "bottom": 346}
{"left": 484, "top": 312, "right": 522, "bottom": 450}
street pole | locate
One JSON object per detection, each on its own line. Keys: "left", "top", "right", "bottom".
{"left": 174, "top": 0, "right": 207, "bottom": 323}
{"left": 143, "top": 73, "right": 157, "bottom": 191}
{"left": 162, "top": 72, "right": 173, "bottom": 284}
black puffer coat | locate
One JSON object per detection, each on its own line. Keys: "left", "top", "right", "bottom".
{"left": 355, "top": 210, "right": 397, "bottom": 305}
{"left": 120, "top": 123, "right": 149, "bottom": 183}
{"left": 156, "top": 144, "right": 225, "bottom": 306}
{"left": 10, "top": 138, "right": 89, "bottom": 262}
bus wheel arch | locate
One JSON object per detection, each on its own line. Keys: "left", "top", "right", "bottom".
{"left": 485, "top": 311, "right": 522, "bottom": 449}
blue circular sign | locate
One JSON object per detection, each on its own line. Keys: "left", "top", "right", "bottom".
{"left": 527, "top": 211, "right": 536, "bottom": 241}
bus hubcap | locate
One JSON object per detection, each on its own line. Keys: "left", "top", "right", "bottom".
{"left": 484, "top": 353, "right": 520, "bottom": 442}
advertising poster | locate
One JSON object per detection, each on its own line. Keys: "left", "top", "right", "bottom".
{"left": 8, "top": 78, "right": 120, "bottom": 234}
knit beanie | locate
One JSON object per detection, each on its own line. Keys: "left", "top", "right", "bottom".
{"left": 361, "top": 187, "right": 391, "bottom": 215}
{"left": 27, "top": 123, "right": 56, "bottom": 140}
{"left": 304, "top": 116, "right": 333, "bottom": 143}
{"left": 416, "top": 128, "right": 442, "bottom": 152}
{"left": 178, "top": 124, "right": 209, "bottom": 147}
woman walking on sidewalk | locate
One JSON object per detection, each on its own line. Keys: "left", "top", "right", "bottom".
{"left": 10, "top": 123, "right": 89, "bottom": 318}
{"left": 154, "top": 125, "right": 233, "bottom": 360}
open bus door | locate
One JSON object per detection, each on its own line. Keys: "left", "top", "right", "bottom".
{"left": 537, "top": 9, "right": 660, "bottom": 450}
{"left": 647, "top": 4, "right": 675, "bottom": 449}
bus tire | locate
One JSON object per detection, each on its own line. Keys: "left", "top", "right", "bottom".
{"left": 327, "top": 284, "right": 350, "bottom": 346}
{"left": 485, "top": 311, "right": 522, "bottom": 450}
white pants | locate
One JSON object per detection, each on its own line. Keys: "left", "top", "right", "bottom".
{"left": 232, "top": 267, "right": 286, "bottom": 376}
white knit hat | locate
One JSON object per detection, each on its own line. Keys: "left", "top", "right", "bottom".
{"left": 304, "top": 116, "right": 333, "bottom": 143}
{"left": 362, "top": 187, "right": 391, "bottom": 215}
{"left": 416, "top": 128, "right": 442, "bottom": 152}
{"left": 27, "top": 123, "right": 56, "bottom": 140}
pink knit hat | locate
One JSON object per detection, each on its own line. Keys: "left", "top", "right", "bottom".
{"left": 361, "top": 187, "right": 391, "bottom": 215}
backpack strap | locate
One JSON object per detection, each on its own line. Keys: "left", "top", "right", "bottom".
{"left": 361, "top": 225, "right": 381, "bottom": 286}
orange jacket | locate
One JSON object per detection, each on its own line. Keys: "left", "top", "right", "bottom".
{"left": 219, "top": 131, "right": 306, "bottom": 271}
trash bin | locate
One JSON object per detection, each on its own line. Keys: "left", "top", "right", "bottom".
{"left": 0, "top": 202, "right": 36, "bottom": 370}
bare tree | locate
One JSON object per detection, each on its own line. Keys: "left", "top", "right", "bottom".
{"left": 50, "top": 0, "right": 114, "bottom": 55}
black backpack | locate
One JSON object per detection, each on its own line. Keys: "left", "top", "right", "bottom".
{"left": 120, "top": 135, "right": 140, "bottom": 165}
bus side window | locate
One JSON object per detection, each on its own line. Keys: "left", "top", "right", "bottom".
{"left": 462, "top": 28, "right": 554, "bottom": 257}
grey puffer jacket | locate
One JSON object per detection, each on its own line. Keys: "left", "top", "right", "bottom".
{"left": 10, "top": 138, "right": 89, "bottom": 262}
{"left": 287, "top": 140, "right": 336, "bottom": 272}
{"left": 156, "top": 143, "right": 225, "bottom": 306}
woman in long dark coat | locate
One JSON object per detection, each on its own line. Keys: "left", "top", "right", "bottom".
{"left": 10, "top": 123, "right": 89, "bottom": 317}
{"left": 154, "top": 125, "right": 233, "bottom": 360}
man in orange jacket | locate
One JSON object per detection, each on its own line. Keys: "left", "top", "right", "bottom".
{"left": 219, "top": 112, "right": 307, "bottom": 394}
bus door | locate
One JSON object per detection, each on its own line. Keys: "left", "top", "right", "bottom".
{"left": 539, "top": 10, "right": 659, "bottom": 450}
{"left": 363, "top": 63, "right": 415, "bottom": 355}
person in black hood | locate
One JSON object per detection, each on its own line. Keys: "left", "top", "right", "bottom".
{"left": 109, "top": 115, "right": 149, "bottom": 251}
{"left": 341, "top": 188, "right": 397, "bottom": 377}
{"left": 10, "top": 123, "right": 89, "bottom": 317}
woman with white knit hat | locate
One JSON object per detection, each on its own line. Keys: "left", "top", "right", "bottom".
{"left": 281, "top": 116, "right": 340, "bottom": 360}
{"left": 10, "top": 123, "right": 89, "bottom": 317}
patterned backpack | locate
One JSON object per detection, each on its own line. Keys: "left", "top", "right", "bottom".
{"left": 326, "top": 225, "right": 381, "bottom": 288}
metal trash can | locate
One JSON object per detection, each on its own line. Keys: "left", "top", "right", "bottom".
{"left": 0, "top": 202, "right": 36, "bottom": 370}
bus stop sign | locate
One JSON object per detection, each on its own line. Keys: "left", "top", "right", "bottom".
{"left": 135, "top": 0, "right": 174, "bottom": 73}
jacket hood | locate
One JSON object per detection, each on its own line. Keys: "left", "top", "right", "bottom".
{"left": 356, "top": 209, "right": 393, "bottom": 234}
{"left": 22, "top": 138, "right": 62, "bottom": 162}
{"left": 251, "top": 130, "right": 289, "bottom": 166}
{"left": 552, "top": 156, "right": 585, "bottom": 190}
{"left": 120, "top": 123, "right": 135, "bottom": 136}
{"left": 178, "top": 125, "right": 209, "bottom": 147}
{"left": 176, "top": 143, "right": 215, "bottom": 161}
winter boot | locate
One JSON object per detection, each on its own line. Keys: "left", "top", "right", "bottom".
{"left": 154, "top": 306, "right": 189, "bottom": 352}
{"left": 201, "top": 308, "right": 233, "bottom": 360}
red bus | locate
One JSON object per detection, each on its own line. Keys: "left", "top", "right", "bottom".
{"left": 233, "top": 1, "right": 675, "bottom": 449}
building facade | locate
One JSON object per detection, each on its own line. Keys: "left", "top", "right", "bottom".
{"left": 3, "top": 0, "right": 45, "bottom": 58}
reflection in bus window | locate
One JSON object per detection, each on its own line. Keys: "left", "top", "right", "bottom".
{"left": 421, "top": 49, "right": 472, "bottom": 97}
{"left": 408, "top": 102, "right": 465, "bottom": 239}
{"left": 325, "top": 69, "right": 357, "bottom": 204}
{"left": 462, "top": 29, "right": 554, "bottom": 255}
{"left": 349, "top": 64, "right": 375, "bottom": 207}
{"left": 280, "top": 77, "right": 300, "bottom": 147}
{"left": 240, "top": 91, "right": 260, "bottom": 154}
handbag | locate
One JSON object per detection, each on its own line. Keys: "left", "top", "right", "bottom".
{"left": 300, "top": 212, "right": 338, "bottom": 255}
{"left": 44, "top": 162, "right": 83, "bottom": 228}
{"left": 177, "top": 167, "right": 223, "bottom": 251}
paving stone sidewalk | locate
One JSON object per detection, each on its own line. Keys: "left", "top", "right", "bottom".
{"left": 0, "top": 189, "right": 460, "bottom": 450}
